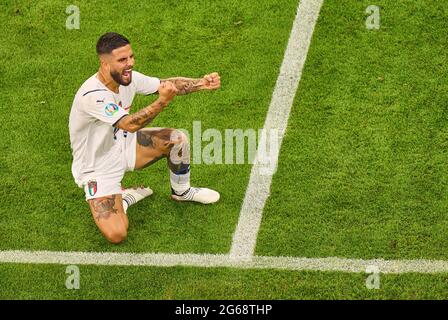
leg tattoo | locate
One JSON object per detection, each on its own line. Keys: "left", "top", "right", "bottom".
{"left": 136, "top": 130, "right": 154, "bottom": 148}
{"left": 91, "top": 195, "right": 118, "bottom": 221}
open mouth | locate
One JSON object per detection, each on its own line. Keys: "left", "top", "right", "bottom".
{"left": 122, "top": 68, "right": 132, "bottom": 80}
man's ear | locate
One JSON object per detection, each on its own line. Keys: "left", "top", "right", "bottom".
{"left": 99, "top": 54, "right": 110, "bottom": 69}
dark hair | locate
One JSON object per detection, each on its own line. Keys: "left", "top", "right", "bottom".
{"left": 96, "top": 32, "right": 130, "bottom": 55}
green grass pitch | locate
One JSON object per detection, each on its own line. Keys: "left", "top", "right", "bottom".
{"left": 0, "top": 0, "right": 447, "bottom": 299}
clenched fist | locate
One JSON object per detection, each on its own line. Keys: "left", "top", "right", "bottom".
{"left": 201, "top": 72, "right": 221, "bottom": 90}
{"left": 158, "top": 81, "right": 178, "bottom": 105}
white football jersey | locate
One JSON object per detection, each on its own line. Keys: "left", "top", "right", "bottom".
{"left": 69, "top": 71, "right": 160, "bottom": 187}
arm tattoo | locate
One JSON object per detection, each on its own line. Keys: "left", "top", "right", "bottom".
{"left": 128, "top": 100, "right": 164, "bottom": 128}
{"left": 162, "top": 77, "right": 203, "bottom": 95}
{"left": 91, "top": 195, "right": 118, "bottom": 221}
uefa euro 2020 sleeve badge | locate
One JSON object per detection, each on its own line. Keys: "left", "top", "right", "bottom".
{"left": 88, "top": 180, "right": 97, "bottom": 196}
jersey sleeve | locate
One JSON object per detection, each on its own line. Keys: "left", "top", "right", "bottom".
{"left": 83, "top": 92, "right": 129, "bottom": 126}
{"left": 132, "top": 71, "right": 160, "bottom": 95}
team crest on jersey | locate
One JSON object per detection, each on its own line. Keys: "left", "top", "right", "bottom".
{"left": 104, "top": 103, "right": 119, "bottom": 116}
{"left": 87, "top": 180, "right": 97, "bottom": 196}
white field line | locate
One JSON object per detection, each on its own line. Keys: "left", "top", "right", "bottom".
{"left": 229, "top": 0, "right": 325, "bottom": 258}
{"left": 1, "top": 250, "right": 448, "bottom": 274}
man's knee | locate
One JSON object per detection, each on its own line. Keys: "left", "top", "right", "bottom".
{"left": 168, "top": 129, "right": 189, "bottom": 149}
{"left": 137, "top": 128, "right": 188, "bottom": 152}
{"left": 168, "top": 129, "right": 190, "bottom": 168}
{"left": 103, "top": 227, "right": 127, "bottom": 244}
{"left": 159, "top": 129, "right": 190, "bottom": 157}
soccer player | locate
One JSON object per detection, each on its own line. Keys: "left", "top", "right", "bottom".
{"left": 69, "top": 32, "right": 221, "bottom": 244}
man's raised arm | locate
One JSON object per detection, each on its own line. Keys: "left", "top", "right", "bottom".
{"left": 115, "top": 81, "right": 177, "bottom": 133}
{"left": 161, "top": 72, "right": 221, "bottom": 95}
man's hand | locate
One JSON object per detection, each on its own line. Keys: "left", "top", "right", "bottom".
{"left": 115, "top": 81, "right": 177, "bottom": 133}
{"left": 200, "top": 72, "right": 221, "bottom": 90}
{"left": 158, "top": 81, "right": 178, "bottom": 105}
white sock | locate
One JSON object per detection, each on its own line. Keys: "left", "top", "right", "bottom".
{"left": 170, "top": 170, "right": 191, "bottom": 195}
{"left": 122, "top": 199, "right": 129, "bottom": 214}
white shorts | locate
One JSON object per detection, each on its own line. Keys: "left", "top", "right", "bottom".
{"left": 83, "top": 131, "right": 137, "bottom": 200}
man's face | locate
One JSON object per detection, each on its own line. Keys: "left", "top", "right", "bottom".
{"left": 103, "top": 44, "right": 135, "bottom": 86}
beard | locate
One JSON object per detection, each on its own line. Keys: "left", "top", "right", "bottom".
{"left": 110, "top": 70, "right": 132, "bottom": 86}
